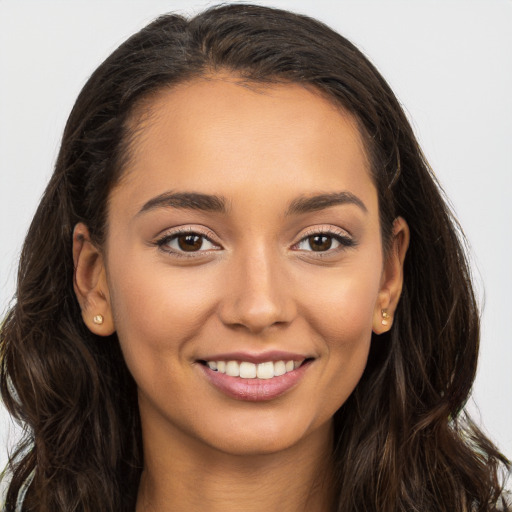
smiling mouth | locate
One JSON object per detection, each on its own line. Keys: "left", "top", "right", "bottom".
{"left": 199, "top": 359, "right": 313, "bottom": 380}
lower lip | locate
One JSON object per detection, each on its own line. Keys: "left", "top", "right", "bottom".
{"left": 199, "top": 361, "right": 311, "bottom": 402}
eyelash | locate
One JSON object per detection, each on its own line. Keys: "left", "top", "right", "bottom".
{"left": 154, "top": 228, "right": 221, "bottom": 258}
{"left": 292, "top": 228, "right": 356, "bottom": 254}
{"left": 154, "top": 227, "right": 356, "bottom": 258}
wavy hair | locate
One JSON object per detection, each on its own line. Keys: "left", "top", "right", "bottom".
{"left": 1, "top": 4, "right": 509, "bottom": 511}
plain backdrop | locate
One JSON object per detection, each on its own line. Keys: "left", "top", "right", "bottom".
{"left": 1, "top": 0, "right": 511, "bottom": 472}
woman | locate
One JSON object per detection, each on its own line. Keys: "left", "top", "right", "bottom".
{"left": 0, "top": 4, "right": 509, "bottom": 511}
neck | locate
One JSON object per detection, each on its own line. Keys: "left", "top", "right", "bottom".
{"left": 136, "top": 418, "right": 334, "bottom": 512}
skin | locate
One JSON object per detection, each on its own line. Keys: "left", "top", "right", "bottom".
{"left": 73, "top": 76, "right": 409, "bottom": 512}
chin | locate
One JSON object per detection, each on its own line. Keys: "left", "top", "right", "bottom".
{"left": 196, "top": 412, "right": 332, "bottom": 458}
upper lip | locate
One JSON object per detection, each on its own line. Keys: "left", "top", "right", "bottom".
{"left": 198, "top": 350, "right": 312, "bottom": 364}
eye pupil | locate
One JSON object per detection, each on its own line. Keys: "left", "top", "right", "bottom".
{"left": 309, "top": 234, "right": 332, "bottom": 251}
{"left": 178, "top": 234, "right": 203, "bottom": 251}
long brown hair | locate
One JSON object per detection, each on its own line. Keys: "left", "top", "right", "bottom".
{"left": 1, "top": 4, "right": 509, "bottom": 511}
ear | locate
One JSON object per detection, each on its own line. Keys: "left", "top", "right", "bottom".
{"left": 372, "top": 216, "right": 410, "bottom": 335}
{"left": 72, "top": 223, "right": 115, "bottom": 336}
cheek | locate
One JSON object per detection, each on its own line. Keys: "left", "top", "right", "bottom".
{"left": 105, "top": 248, "right": 218, "bottom": 370}
{"left": 297, "top": 256, "right": 382, "bottom": 413}
{"left": 301, "top": 255, "right": 382, "bottom": 347}
{"left": 319, "top": 275, "right": 377, "bottom": 378}
{"left": 330, "top": 277, "right": 377, "bottom": 345}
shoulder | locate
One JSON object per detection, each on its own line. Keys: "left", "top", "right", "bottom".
{"left": 501, "top": 490, "right": 512, "bottom": 510}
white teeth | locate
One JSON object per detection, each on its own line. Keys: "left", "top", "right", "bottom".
{"left": 257, "top": 361, "right": 274, "bottom": 379}
{"left": 205, "top": 359, "right": 304, "bottom": 379}
{"left": 273, "top": 360, "right": 286, "bottom": 376}
{"left": 225, "top": 360, "right": 240, "bottom": 377}
{"left": 239, "top": 361, "right": 257, "bottom": 378}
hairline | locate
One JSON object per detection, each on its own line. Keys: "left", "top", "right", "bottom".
{"left": 103, "top": 70, "right": 386, "bottom": 248}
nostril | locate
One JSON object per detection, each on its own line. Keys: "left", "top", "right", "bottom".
{"left": 217, "top": 282, "right": 295, "bottom": 334}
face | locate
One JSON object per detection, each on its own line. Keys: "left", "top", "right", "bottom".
{"left": 75, "top": 76, "right": 406, "bottom": 457}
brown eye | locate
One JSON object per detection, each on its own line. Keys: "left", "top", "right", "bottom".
{"left": 156, "top": 231, "right": 219, "bottom": 254}
{"left": 294, "top": 230, "right": 355, "bottom": 254}
{"left": 177, "top": 234, "right": 204, "bottom": 251}
{"left": 307, "top": 234, "right": 332, "bottom": 252}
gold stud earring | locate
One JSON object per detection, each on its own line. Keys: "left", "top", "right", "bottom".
{"left": 381, "top": 310, "right": 391, "bottom": 326}
{"left": 93, "top": 314, "right": 104, "bottom": 325}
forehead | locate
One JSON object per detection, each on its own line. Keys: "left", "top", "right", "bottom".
{"left": 112, "top": 76, "right": 375, "bottom": 216}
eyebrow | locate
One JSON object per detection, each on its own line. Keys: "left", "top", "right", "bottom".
{"left": 137, "top": 190, "right": 366, "bottom": 217}
{"left": 286, "top": 192, "right": 367, "bottom": 215}
{"left": 138, "top": 191, "right": 228, "bottom": 215}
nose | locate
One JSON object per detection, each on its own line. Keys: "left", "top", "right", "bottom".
{"left": 217, "top": 245, "right": 296, "bottom": 334}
